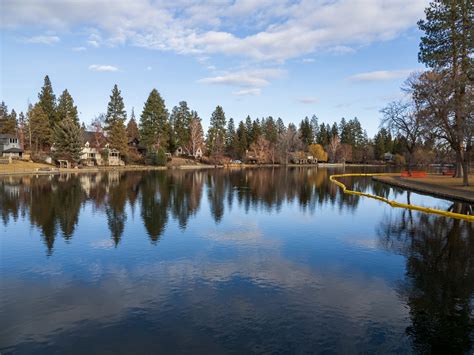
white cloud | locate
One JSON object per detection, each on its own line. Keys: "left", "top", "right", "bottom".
{"left": 326, "top": 45, "right": 356, "bottom": 55}
{"left": 233, "top": 88, "right": 261, "bottom": 96}
{"left": 302, "top": 58, "right": 315, "bottom": 63}
{"left": 22, "top": 35, "right": 60, "bottom": 45}
{"left": 88, "top": 64, "right": 118, "bottom": 72}
{"left": 349, "top": 69, "right": 413, "bottom": 82}
{"left": 3, "top": 0, "right": 429, "bottom": 62}
{"left": 297, "top": 97, "right": 318, "bottom": 104}
{"left": 198, "top": 68, "right": 285, "bottom": 88}
{"left": 72, "top": 46, "right": 86, "bottom": 51}
{"left": 146, "top": 66, "right": 152, "bottom": 71}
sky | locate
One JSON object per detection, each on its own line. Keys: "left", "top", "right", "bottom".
{"left": 1, "top": 0, "right": 429, "bottom": 136}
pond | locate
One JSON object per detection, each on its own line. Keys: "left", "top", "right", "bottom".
{"left": 0, "top": 168, "right": 473, "bottom": 354}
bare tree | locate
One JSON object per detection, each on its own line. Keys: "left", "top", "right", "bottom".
{"left": 381, "top": 98, "right": 423, "bottom": 171}
{"left": 187, "top": 114, "right": 204, "bottom": 157}
{"left": 327, "top": 135, "right": 340, "bottom": 162}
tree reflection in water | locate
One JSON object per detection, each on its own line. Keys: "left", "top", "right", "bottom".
{"left": 378, "top": 207, "right": 474, "bottom": 354}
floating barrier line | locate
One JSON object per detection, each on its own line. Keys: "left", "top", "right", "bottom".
{"left": 329, "top": 173, "right": 474, "bottom": 222}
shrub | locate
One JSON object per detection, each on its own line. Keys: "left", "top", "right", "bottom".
{"left": 146, "top": 147, "right": 167, "bottom": 166}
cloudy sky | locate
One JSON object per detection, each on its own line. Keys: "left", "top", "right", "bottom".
{"left": 1, "top": 0, "right": 429, "bottom": 135}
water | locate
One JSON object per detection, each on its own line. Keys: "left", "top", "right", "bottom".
{"left": 0, "top": 168, "right": 473, "bottom": 354}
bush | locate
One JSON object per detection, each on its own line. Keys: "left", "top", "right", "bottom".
{"left": 146, "top": 147, "right": 167, "bottom": 166}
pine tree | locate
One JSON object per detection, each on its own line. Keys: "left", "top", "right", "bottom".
{"left": 276, "top": 117, "right": 286, "bottom": 135}
{"left": 105, "top": 84, "right": 127, "bottom": 132}
{"left": 139, "top": 88, "right": 169, "bottom": 149}
{"left": 126, "top": 108, "right": 139, "bottom": 141}
{"left": 236, "top": 121, "right": 248, "bottom": 159}
{"left": 37, "top": 75, "right": 57, "bottom": 127}
{"left": 28, "top": 104, "right": 52, "bottom": 152}
{"left": 418, "top": 0, "right": 472, "bottom": 185}
{"left": 251, "top": 118, "right": 261, "bottom": 144}
{"left": 206, "top": 105, "right": 227, "bottom": 156}
{"left": 105, "top": 85, "right": 128, "bottom": 158}
{"left": 263, "top": 116, "right": 278, "bottom": 144}
{"left": 1, "top": 108, "right": 17, "bottom": 135}
{"left": 170, "top": 101, "right": 191, "bottom": 149}
{"left": 245, "top": 115, "right": 253, "bottom": 146}
{"left": 299, "top": 116, "right": 314, "bottom": 147}
{"left": 226, "top": 117, "right": 236, "bottom": 154}
{"left": 108, "top": 120, "right": 129, "bottom": 159}
{"left": 310, "top": 115, "right": 319, "bottom": 139}
{"left": 53, "top": 118, "right": 83, "bottom": 163}
{"left": 57, "top": 89, "right": 79, "bottom": 126}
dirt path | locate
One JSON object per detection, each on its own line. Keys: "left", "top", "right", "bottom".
{"left": 373, "top": 175, "right": 474, "bottom": 203}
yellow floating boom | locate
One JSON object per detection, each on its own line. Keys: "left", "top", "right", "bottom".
{"left": 329, "top": 173, "right": 474, "bottom": 222}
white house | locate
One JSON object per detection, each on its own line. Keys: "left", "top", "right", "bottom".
{"left": 0, "top": 134, "right": 22, "bottom": 158}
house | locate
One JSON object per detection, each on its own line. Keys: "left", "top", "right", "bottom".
{"left": 80, "top": 131, "right": 124, "bottom": 166}
{"left": 384, "top": 152, "right": 394, "bottom": 162}
{"left": 0, "top": 134, "right": 23, "bottom": 158}
{"left": 128, "top": 137, "right": 147, "bottom": 156}
{"left": 194, "top": 147, "right": 203, "bottom": 159}
{"left": 175, "top": 146, "right": 203, "bottom": 159}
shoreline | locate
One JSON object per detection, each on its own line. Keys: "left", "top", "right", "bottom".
{"left": 373, "top": 175, "right": 474, "bottom": 204}
{"left": 0, "top": 162, "right": 386, "bottom": 176}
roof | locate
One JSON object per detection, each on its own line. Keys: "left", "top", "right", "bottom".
{"left": 0, "top": 134, "right": 17, "bottom": 139}
{"left": 82, "top": 131, "right": 106, "bottom": 147}
{"left": 3, "top": 147, "right": 23, "bottom": 153}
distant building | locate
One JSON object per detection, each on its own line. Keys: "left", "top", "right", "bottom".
{"left": 0, "top": 134, "right": 23, "bottom": 158}
{"left": 384, "top": 152, "right": 394, "bottom": 162}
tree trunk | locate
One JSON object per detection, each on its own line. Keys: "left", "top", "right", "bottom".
{"left": 454, "top": 150, "right": 463, "bottom": 178}
{"left": 461, "top": 152, "right": 469, "bottom": 186}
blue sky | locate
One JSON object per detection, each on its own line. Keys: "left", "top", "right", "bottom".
{"left": 1, "top": 0, "right": 429, "bottom": 136}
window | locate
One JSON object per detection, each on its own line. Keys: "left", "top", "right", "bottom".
{"left": 9, "top": 138, "right": 17, "bottom": 144}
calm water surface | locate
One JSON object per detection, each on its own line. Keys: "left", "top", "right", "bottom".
{"left": 1, "top": 168, "right": 473, "bottom": 354}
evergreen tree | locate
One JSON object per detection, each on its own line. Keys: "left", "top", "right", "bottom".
{"left": 226, "top": 117, "right": 237, "bottom": 156}
{"left": 299, "top": 116, "right": 314, "bottom": 147}
{"left": 104, "top": 85, "right": 128, "bottom": 158}
{"left": 170, "top": 101, "right": 191, "bottom": 149}
{"left": 37, "top": 75, "right": 57, "bottom": 127}
{"left": 53, "top": 118, "right": 83, "bottom": 163}
{"left": 245, "top": 115, "right": 253, "bottom": 145}
{"left": 263, "top": 116, "right": 278, "bottom": 144}
{"left": 236, "top": 120, "right": 248, "bottom": 159}
{"left": 28, "top": 104, "right": 52, "bottom": 152}
{"left": 105, "top": 84, "right": 127, "bottom": 131}
{"left": 251, "top": 118, "right": 261, "bottom": 144}
{"left": 126, "top": 108, "right": 139, "bottom": 141}
{"left": 311, "top": 115, "right": 319, "bottom": 140}
{"left": 57, "top": 89, "right": 79, "bottom": 126}
{"left": 330, "top": 122, "right": 339, "bottom": 138}
{"left": 108, "top": 120, "right": 129, "bottom": 159}
{"left": 139, "top": 89, "right": 169, "bottom": 149}
{"left": 276, "top": 117, "right": 286, "bottom": 135}
{"left": 1, "top": 108, "right": 17, "bottom": 135}
{"left": 206, "top": 105, "right": 227, "bottom": 156}
{"left": 339, "top": 117, "right": 349, "bottom": 144}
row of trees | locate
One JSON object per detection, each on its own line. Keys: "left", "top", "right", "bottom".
{"left": 1, "top": 77, "right": 408, "bottom": 166}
